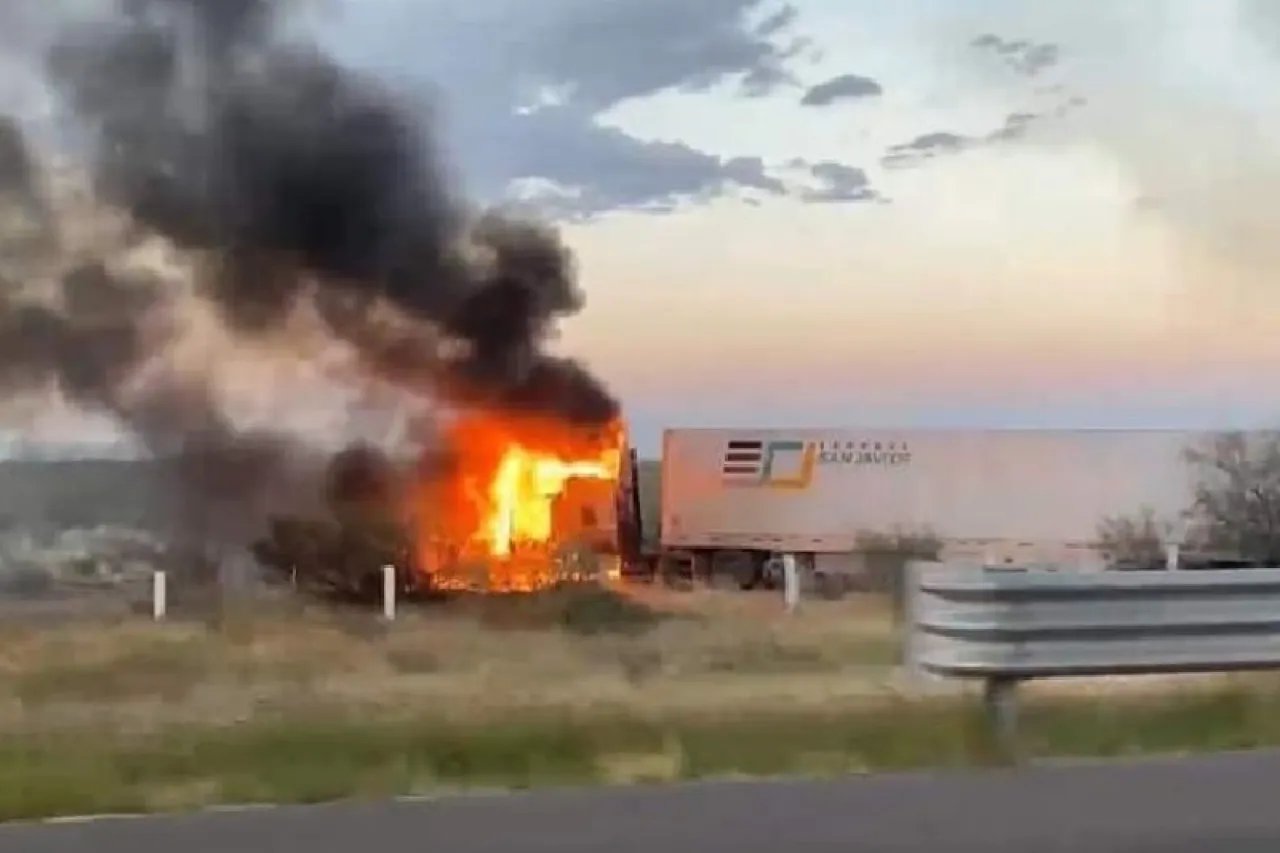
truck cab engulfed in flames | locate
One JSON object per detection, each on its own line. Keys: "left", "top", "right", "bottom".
{"left": 410, "top": 414, "right": 644, "bottom": 592}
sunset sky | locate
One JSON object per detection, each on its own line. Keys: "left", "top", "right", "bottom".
{"left": 6, "top": 0, "right": 1280, "bottom": 457}
{"left": 325, "top": 0, "right": 1280, "bottom": 453}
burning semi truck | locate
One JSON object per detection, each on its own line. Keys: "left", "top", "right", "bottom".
{"left": 408, "top": 411, "right": 645, "bottom": 590}
{"left": 296, "top": 421, "right": 1275, "bottom": 597}
{"left": 255, "top": 412, "right": 646, "bottom": 597}
{"left": 257, "top": 407, "right": 650, "bottom": 594}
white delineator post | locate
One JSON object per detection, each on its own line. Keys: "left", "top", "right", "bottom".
{"left": 781, "top": 552, "right": 799, "bottom": 613}
{"left": 152, "top": 570, "right": 167, "bottom": 621}
{"left": 1162, "top": 518, "right": 1186, "bottom": 572}
{"left": 382, "top": 564, "right": 396, "bottom": 621}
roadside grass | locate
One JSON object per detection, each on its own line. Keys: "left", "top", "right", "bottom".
{"left": 1, "top": 682, "right": 1280, "bottom": 821}
{"left": 0, "top": 583, "right": 1273, "bottom": 821}
{"left": 0, "top": 586, "right": 907, "bottom": 731}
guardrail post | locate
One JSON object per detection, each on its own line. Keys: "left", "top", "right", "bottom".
{"left": 902, "top": 559, "right": 924, "bottom": 681}
{"left": 983, "top": 676, "right": 1019, "bottom": 758}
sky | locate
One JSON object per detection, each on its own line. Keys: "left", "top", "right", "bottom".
{"left": 8, "top": 0, "right": 1280, "bottom": 457}
{"left": 314, "top": 0, "right": 1280, "bottom": 453}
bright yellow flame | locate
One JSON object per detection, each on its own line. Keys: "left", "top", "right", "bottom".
{"left": 415, "top": 412, "right": 626, "bottom": 592}
{"left": 484, "top": 447, "right": 615, "bottom": 556}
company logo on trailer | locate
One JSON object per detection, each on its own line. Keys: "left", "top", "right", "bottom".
{"left": 720, "top": 438, "right": 912, "bottom": 489}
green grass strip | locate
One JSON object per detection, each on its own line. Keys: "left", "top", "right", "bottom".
{"left": 2, "top": 685, "right": 1279, "bottom": 821}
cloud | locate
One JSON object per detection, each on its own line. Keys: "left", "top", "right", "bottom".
{"left": 311, "top": 0, "right": 855, "bottom": 219}
{"left": 882, "top": 131, "right": 969, "bottom": 166}
{"left": 800, "top": 72, "right": 882, "bottom": 106}
{"left": 970, "top": 33, "right": 1061, "bottom": 77}
{"left": 501, "top": 114, "right": 787, "bottom": 220}
{"left": 515, "top": 0, "right": 809, "bottom": 107}
{"left": 880, "top": 106, "right": 1082, "bottom": 168}
{"left": 801, "top": 162, "right": 878, "bottom": 203}
{"left": 879, "top": 27, "right": 1085, "bottom": 169}
{"left": 772, "top": 158, "right": 879, "bottom": 205}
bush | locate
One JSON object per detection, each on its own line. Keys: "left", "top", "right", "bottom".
{"left": 852, "top": 529, "right": 942, "bottom": 621}
{"left": 0, "top": 565, "right": 54, "bottom": 597}
{"left": 553, "top": 584, "right": 666, "bottom": 636}
{"left": 252, "top": 510, "right": 419, "bottom": 603}
{"left": 1096, "top": 506, "right": 1166, "bottom": 568}
{"left": 457, "top": 583, "right": 668, "bottom": 636}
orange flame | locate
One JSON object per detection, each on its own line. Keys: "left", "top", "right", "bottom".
{"left": 414, "top": 411, "right": 624, "bottom": 590}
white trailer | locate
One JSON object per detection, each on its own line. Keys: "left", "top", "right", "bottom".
{"left": 660, "top": 427, "right": 1212, "bottom": 579}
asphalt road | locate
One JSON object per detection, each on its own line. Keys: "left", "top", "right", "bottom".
{"left": 4, "top": 750, "right": 1280, "bottom": 852}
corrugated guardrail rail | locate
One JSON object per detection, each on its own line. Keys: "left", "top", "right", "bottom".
{"left": 906, "top": 563, "right": 1280, "bottom": 748}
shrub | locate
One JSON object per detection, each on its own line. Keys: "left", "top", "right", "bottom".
{"left": 458, "top": 583, "right": 667, "bottom": 636}
{"left": 852, "top": 528, "right": 942, "bottom": 622}
{"left": 252, "top": 510, "right": 418, "bottom": 603}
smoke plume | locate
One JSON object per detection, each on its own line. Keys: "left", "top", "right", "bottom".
{"left": 0, "top": 0, "right": 618, "bottom": 549}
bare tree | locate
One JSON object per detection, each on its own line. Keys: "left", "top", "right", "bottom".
{"left": 1183, "top": 430, "right": 1280, "bottom": 563}
{"left": 853, "top": 528, "right": 942, "bottom": 620}
{"left": 1096, "top": 505, "right": 1166, "bottom": 568}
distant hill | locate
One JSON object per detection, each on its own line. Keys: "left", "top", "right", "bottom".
{"left": 0, "top": 458, "right": 182, "bottom": 533}
{"left": 0, "top": 456, "right": 670, "bottom": 550}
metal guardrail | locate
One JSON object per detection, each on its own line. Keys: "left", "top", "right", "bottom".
{"left": 905, "top": 561, "right": 1280, "bottom": 749}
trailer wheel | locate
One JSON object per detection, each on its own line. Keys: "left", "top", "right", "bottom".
{"left": 760, "top": 557, "right": 783, "bottom": 590}
{"left": 813, "top": 571, "right": 845, "bottom": 600}
{"left": 739, "top": 551, "right": 768, "bottom": 590}
{"left": 686, "top": 550, "right": 718, "bottom": 585}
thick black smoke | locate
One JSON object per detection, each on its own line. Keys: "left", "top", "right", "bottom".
{"left": 0, "top": 0, "right": 619, "bottom": 550}
{"left": 0, "top": 128, "right": 310, "bottom": 546}
{"left": 43, "top": 0, "right": 617, "bottom": 423}
{"left": 0, "top": 117, "right": 162, "bottom": 418}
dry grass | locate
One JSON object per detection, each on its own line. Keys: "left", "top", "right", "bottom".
{"left": 0, "top": 583, "right": 1277, "bottom": 819}
{"left": 0, "top": 586, "right": 907, "bottom": 732}
{"left": 0, "top": 583, "right": 1238, "bottom": 736}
